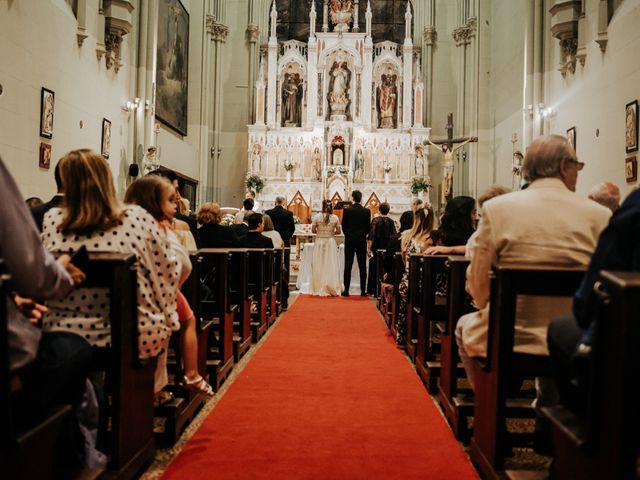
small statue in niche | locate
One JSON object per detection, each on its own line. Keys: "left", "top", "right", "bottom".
{"left": 281, "top": 72, "right": 302, "bottom": 127}
{"left": 312, "top": 147, "right": 322, "bottom": 181}
{"left": 415, "top": 146, "right": 426, "bottom": 176}
{"left": 332, "top": 148, "right": 344, "bottom": 166}
{"left": 250, "top": 144, "right": 262, "bottom": 173}
{"left": 377, "top": 72, "right": 398, "bottom": 129}
{"left": 353, "top": 148, "right": 364, "bottom": 182}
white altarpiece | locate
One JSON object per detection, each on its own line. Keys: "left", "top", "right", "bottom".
{"left": 248, "top": 1, "right": 430, "bottom": 214}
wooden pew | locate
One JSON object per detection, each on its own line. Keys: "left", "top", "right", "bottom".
{"left": 376, "top": 249, "right": 386, "bottom": 312}
{"left": 155, "top": 253, "right": 211, "bottom": 445}
{"left": 469, "top": 263, "right": 586, "bottom": 479}
{"left": 381, "top": 252, "right": 404, "bottom": 335}
{"left": 438, "top": 256, "right": 475, "bottom": 440}
{"left": 0, "top": 264, "right": 73, "bottom": 480}
{"left": 226, "top": 249, "right": 252, "bottom": 362}
{"left": 273, "top": 248, "right": 283, "bottom": 316}
{"left": 415, "top": 255, "right": 449, "bottom": 394}
{"left": 541, "top": 271, "right": 640, "bottom": 480}
{"left": 247, "top": 248, "right": 269, "bottom": 342}
{"left": 264, "top": 248, "right": 277, "bottom": 327}
{"left": 404, "top": 254, "right": 423, "bottom": 362}
{"left": 198, "top": 249, "right": 235, "bottom": 391}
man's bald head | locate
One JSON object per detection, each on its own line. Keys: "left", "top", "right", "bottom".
{"left": 588, "top": 181, "right": 620, "bottom": 212}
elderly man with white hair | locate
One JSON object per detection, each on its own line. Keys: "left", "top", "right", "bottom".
{"left": 588, "top": 181, "right": 620, "bottom": 212}
{"left": 456, "top": 135, "right": 611, "bottom": 432}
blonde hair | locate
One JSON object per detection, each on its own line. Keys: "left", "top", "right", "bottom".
{"left": 124, "top": 175, "right": 174, "bottom": 221}
{"left": 262, "top": 214, "right": 275, "bottom": 231}
{"left": 401, "top": 206, "right": 434, "bottom": 252}
{"left": 58, "top": 149, "right": 124, "bottom": 234}
{"left": 197, "top": 202, "right": 222, "bottom": 224}
{"left": 478, "top": 185, "right": 512, "bottom": 208}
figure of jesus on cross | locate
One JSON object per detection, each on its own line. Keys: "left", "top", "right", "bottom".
{"left": 424, "top": 112, "right": 477, "bottom": 206}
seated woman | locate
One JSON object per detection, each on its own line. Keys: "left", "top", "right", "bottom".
{"left": 262, "top": 214, "right": 284, "bottom": 249}
{"left": 42, "top": 149, "right": 180, "bottom": 390}
{"left": 125, "top": 176, "right": 213, "bottom": 396}
{"left": 198, "top": 202, "right": 241, "bottom": 248}
{"left": 396, "top": 206, "right": 434, "bottom": 344}
{"left": 426, "top": 195, "right": 477, "bottom": 255}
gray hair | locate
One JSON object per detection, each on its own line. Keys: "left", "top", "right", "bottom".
{"left": 275, "top": 196, "right": 286, "bottom": 205}
{"left": 522, "top": 134, "right": 575, "bottom": 183}
{"left": 588, "top": 181, "right": 620, "bottom": 212}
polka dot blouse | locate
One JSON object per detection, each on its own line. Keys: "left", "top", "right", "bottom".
{"left": 41, "top": 205, "right": 181, "bottom": 359}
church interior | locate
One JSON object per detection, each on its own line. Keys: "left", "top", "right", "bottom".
{"left": 2, "top": 0, "right": 640, "bottom": 479}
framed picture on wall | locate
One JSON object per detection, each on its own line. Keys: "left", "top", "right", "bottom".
{"left": 101, "top": 118, "right": 112, "bottom": 159}
{"left": 155, "top": 0, "right": 189, "bottom": 136}
{"left": 625, "top": 100, "right": 638, "bottom": 153}
{"left": 625, "top": 156, "right": 637, "bottom": 183}
{"left": 39, "top": 142, "right": 52, "bottom": 169}
{"left": 566, "top": 126, "right": 576, "bottom": 151}
{"left": 40, "top": 87, "right": 55, "bottom": 139}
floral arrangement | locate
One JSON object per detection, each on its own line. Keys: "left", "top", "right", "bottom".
{"left": 283, "top": 158, "right": 295, "bottom": 172}
{"left": 327, "top": 165, "right": 348, "bottom": 176}
{"left": 293, "top": 215, "right": 302, "bottom": 225}
{"left": 410, "top": 176, "right": 432, "bottom": 194}
{"left": 245, "top": 174, "right": 265, "bottom": 193}
{"left": 221, "top": 214, "right": 235, "bottom": 226}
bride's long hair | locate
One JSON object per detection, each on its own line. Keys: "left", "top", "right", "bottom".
{"left": 322, "top": 200, "right": 333, "bottom": 224}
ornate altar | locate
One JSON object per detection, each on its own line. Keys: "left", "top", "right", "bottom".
{"left": 248, "top": 0, "right": 430, "bottom": 215}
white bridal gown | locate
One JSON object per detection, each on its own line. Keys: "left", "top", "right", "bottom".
{"left": 309, "top": 213, "right": 342, "bottom": 296}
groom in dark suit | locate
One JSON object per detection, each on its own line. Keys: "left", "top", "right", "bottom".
{"left": 341, "top": 190, "right": 371, "bottom": 296}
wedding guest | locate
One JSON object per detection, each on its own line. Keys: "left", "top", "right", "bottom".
{"left": 234, "top": 197, "right": 255, "bottom": 225}
{"left": 588, "top": 181, "right": 620, "bottom": 212}
{"left": 31, "top": 161, "right": 64, "bottom": 231}
{"left": 125, "top": 175, "right": 212, "bottom": 396}
{"left": 262, "top": 214, "right": 284, "bottom": 249}
{"left": 396, "top": 207, "right": 435, "bottom": 344}
{"left": 243, "top": 213, "right": 274, "bottom": 248}
{"left": 42, "top": 150, "right": 180, "bottom": 386}
{"left": 366, "top": 202, "right": 396, "bottom": 295}
{"left": 424, "top": 195, "right": 477, "bottom": 256}
{"left": 383, "top": 210, "right": 414, "bottom": 285}
{"left": 198, "top": 202, "right": 241, "bottom": 248}
{"left": 25, "top": 196, "right": 43, "bottom": 208}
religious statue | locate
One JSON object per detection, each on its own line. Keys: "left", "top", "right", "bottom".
{"left": 353, "top": 148, "right": 364, "bottom": 182}
{"left": 424, "top": 113, "right": 478, "bottom": 205}
{"left": 143, "top": 146, "right": 160, "bottom": 176}
{"left": 377, "top": 73, "right": 397, "bottom": 129}
{"left": 329, "top": 0, "right": 353, "bottom": 33}
{"left": 281, "top": 72, "right": 302, "bottom": 127}
{"left": 415, "top": 146, "right": 426, "bottom": 176}
{"left": 251, "top": 144, "right": 262, "bottom": 173}
{"left": 312, "top": 147, "right": 322, "bottom": 181}
{"left": 328, "top": 61, "right": 351, "bottom": 119}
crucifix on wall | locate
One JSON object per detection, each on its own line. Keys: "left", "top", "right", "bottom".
{"left": 424, "top": 112, "right": 477, "bottom": 206}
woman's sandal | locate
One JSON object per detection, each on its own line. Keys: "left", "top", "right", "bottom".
{"left": 183, "top": 375, "right": 214, "bottom": 396}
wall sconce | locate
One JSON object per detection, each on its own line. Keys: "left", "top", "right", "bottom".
{"left": 538, "top": 103, "right": 556, "bottom": 118}
{"left": 122, "top": 97, "right": 141, "bottom": 113}
{"left": 525, "top": 105, "right": 534, "bottom": 117}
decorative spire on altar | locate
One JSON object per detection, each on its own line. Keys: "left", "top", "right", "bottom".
{"left": 365, "top": 1, "right": 372, "bottom": 37}
{"left": 270, "top": 0, "right": 278, "bottom": 39}
{"left": 309, "top": 1, "right": 316, "bottom": 38}
{"left": 404, "top": 1, "right": 412, "bottom": 41}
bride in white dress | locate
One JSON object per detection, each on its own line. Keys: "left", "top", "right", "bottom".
{"left": 310, "top": 200, "right": 342, "bottom": 296}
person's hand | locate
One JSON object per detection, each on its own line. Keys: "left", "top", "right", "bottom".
{"left": 12, "top": 294, "right": 48, "bottom": 325}
{"left": 424, "top": 245, "right": 452, "bottom": 255}
{"left": 57, "top": 254, "right": 86, "bottom": 286}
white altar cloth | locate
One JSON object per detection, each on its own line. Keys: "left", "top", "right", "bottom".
{"left": 296, "top": 242, "right": 368, "bottom": 295}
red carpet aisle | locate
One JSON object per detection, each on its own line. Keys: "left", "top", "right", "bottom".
{"left": 162, "top": 296, "right": 478, "bottom": 479}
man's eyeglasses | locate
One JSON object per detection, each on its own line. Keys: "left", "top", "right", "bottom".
{"left": 567, "top": 159, "right": 585, "bottom": 171}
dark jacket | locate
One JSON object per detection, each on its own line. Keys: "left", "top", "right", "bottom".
{"left": 369, "top": 216, "right": 396, "bottom": 251}
{"left": 244, "top": 231, "right": 274, "bottom": 249}
{"left": 264, "top": 205, "right": 295, "bottom": 247}
{"left": 199, "top": 222, "right": 241, "bottom": 249}
{"left": 384, "top": 233, "right": 402, "bottom": 285}
{"left": 31, "top": 194, "right": 63, "bottom": 232}
{"left": 574, "top": 188, "right": 640, "bottom": 346}
{"left": 231, "top": 223, "right": 249, "bottom": 243}
{"left": 342, "top": 203, "right": 371, "bottom": 244}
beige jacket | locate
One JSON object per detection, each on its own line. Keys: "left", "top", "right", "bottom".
{"left": 461, "top": 177, "right": 611, "bottom": 357}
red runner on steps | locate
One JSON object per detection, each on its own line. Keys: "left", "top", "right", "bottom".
{"left": 162, "top": 295, "right": 478, "bottom": 479}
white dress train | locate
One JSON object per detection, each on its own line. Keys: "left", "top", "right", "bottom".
{"left": 309, "top": 213, "right": 342, "bottom": 296}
